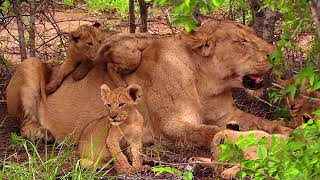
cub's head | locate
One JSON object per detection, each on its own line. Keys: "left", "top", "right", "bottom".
{"left": 68, "top": 22, "right": 103, "bottom": 60}
{"left": 100, "top": 84, "right": 142, "bottom": 125}
{"left": 182, "top": 20, "right": 274, "bottom": 94}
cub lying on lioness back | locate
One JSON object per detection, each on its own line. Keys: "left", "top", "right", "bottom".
{"left": 95, "top": 33, "right": 158, "bottom": 87}
{"left": 45, "top": 23, "right": 104, "bottom": 94}
{"left": 78, "top": 83, "right": 148, "bottom": 173}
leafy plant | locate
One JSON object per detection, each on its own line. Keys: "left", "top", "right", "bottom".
{"left": 220, "top": 119, "right": 320, "bottom": 180}
{"left": 63, "top": 0, "right": 75, "bottom": 6}
{"left": 152, "top": 166, "right": 193, "bottom": 180}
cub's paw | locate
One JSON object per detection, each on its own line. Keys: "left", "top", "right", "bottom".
{"left": 45, "top": 83, "right": 59, "bottom": 95}
{"left": 132, "top": 164, "right": 150, "bottom": 173}
{"left": 80, "top": 158, "right": 96, "bottom": 169}
{"left": 115, "top": 164, "right": 135, "bottom": 174}
{"left": 72, "top": 67, "right": 90, "bottom": 81}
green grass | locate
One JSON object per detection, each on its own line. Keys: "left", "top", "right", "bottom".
{"left": 86, "top": 0, "right": 129, "bottom": 17}
{"left": 0, "top": 133, "right": 114, "bottom": 179}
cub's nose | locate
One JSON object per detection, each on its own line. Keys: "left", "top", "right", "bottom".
{"left": 110, "top": 115, "right": 118, "bottom": 119}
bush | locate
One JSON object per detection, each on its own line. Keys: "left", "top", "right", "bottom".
{"left": 220, "top": 120, "right": 320, "bottom": 180}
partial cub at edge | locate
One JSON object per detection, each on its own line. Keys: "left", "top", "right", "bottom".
{"left": 78, "top": 83, "right": 149, "bottom": 173}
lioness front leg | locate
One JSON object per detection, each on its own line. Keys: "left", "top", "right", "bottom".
{"left": 46, "top": 60, "right": 78, "bottom": 94}
{"left": 107, "top": 63, "right": 128, "bottom": 88}
{"left": 159, "top": 115, "right": 222, "bottom": 147}
{"left": 225, "top": 109, "right": 292, "bottom": 135}
{"left": 106, "top": 138, "right": 133, "bottom": 173}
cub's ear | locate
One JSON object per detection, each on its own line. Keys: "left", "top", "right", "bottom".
{"left": 182, "top": 31, "right": 216, "bottom": 57}
{"left": 126, "top": 84, "right": 142, "bottom": 103}
{"left": 100, "top": 84, "right": 111, "bottom": 103}
{"left": 69, "top": 31, "right": 81, "bottom": 43}
{"left": 93, "top": 22, "right": 101, "bottom": 28}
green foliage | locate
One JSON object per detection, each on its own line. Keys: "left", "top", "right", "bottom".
{"left": 63, "top": 0, "right": 75, "bottom": 6}
{"left": 152, "top": 166, "right": 193, "bottom": 180}
{"left": 86, "top": 0, "right": 128, "bottom": 17}
{"left": 0, "top": 0, "right": 11, "bottom": 13}
{"left": 1, "top": 132, "right": 113, "bottom": 179}
{"left": 220, "top": 119, "right": 320, "bottom": 180}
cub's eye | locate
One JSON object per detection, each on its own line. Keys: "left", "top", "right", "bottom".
{"left": 119, "top": 103, "right": 125, "bottom": 107}
{"left": 87, "top": 42, "right": 93, "bottom": 46}
{"left": 106, "top": 103, "right": 111, "bottom": 108}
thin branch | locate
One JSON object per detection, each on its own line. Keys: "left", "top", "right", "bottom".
{"left": 29, "top": 0, "right": 37, "bottom": 57}
{"left": 12, "top": 0, "right": 28, "bottom": 60}
{"left": 272, "top": 82, "right": 320, "bottom": 102}
{"left": 160, "top": 6, "right": 175, "bottom": 34}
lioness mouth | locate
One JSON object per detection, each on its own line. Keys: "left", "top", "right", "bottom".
{"left": 242, "top": 74, "right": 264, "bottom": 90}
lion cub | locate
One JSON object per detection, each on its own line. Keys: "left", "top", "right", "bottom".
{"left": 78, "top": 83, "right": 148, "bottom": 173}
{"left": 45, "top": 23, "right": 106, "bottom": 94}
{"left": 95, "top": 33, "right": 157, "bottom": 87}
{"left": 211, "top": 130, "right": 286, "bottom": 179}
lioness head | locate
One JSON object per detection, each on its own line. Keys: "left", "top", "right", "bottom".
{"left": 100, "top": 84, "right": 142, "bottom": 125}
{"left": 182, "top": 20, "right": 274, "bottom": 93}
{"left": 68, "top": 22, "right": 103, "bottom": 60}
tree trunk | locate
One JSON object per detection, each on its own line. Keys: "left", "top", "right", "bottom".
{"left": 310, "top": 0, "right": 320, "bottom": 36}
{"left": 129, "top": 0, "right": 136, "bottom": 33}
{"left": 29, "top": 0, "right": 36, "bottom": 57}
{"left": 242, "top": 8, "right": 246, "bottom": 25}
{"left": 138, "top": 0, "right": 148, "bottom": 32}
{"left": 194, "top": 4, "right": 201, "bottom": 27}
{"left": 250, "top": 0, "right": 264, "bottom": 38}
{"left": 263, "top": 8, "right": 276, "bottom": 43}
{"left": 13, "top": 0, "right": 27, "bottom": 60}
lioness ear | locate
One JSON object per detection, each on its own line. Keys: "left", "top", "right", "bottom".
{"left": 100, "top": 84, "right": 111, "bottom": 103}
{"left": 126, "top": 84, "right": 142, "bottom": 103}
{"left": 182, "top": 31, "right": 216, "bottom": 57}
{"left": 69, "top": 31, "right": 81, "bottom": 43}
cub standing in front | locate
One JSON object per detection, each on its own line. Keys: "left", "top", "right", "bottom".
{"left": 78, "top": 83, "right": 149, "bottom": 173}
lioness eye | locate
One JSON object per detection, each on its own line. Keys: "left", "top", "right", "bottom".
{"left": 119, "top": 103, "right": 125, "bottom": 107}
{"left": 87, "top": 42, "right": 93, "bottom": 46}
{"left": 107, "top": 104, "right": 111, "bottom": 108}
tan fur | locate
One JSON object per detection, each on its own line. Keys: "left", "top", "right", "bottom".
{"left": 95, "top": 33, "right": 158, "bottom": 87}
{"left": 6, "top": 58, "right": 53, "bottom": 141}
{"left": 211, "top": 130, "right": 286, "bottom": 179}
{"left": 45, "top": 24, "right": 107, "bottom": 94}
{"left": 78, "top": 84, "right": 149, "bottom": 173}
{"left": 8, "top": 20, "right": 291, "bottom": 148}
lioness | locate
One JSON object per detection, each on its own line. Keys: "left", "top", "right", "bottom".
{"left": 45, "top": 23, "right": 105, "bottom": 94}
{"left": 79, "top": 84, "right": 148, "bottom": 173}
{"left": 210, "top": 130, "right": 286, "bottom": 179}
{"left": 7, "top": 20, "right": 291, "bottom": 147}
{"left": 95, "top": 33, "right": 158, "bottom": 87}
